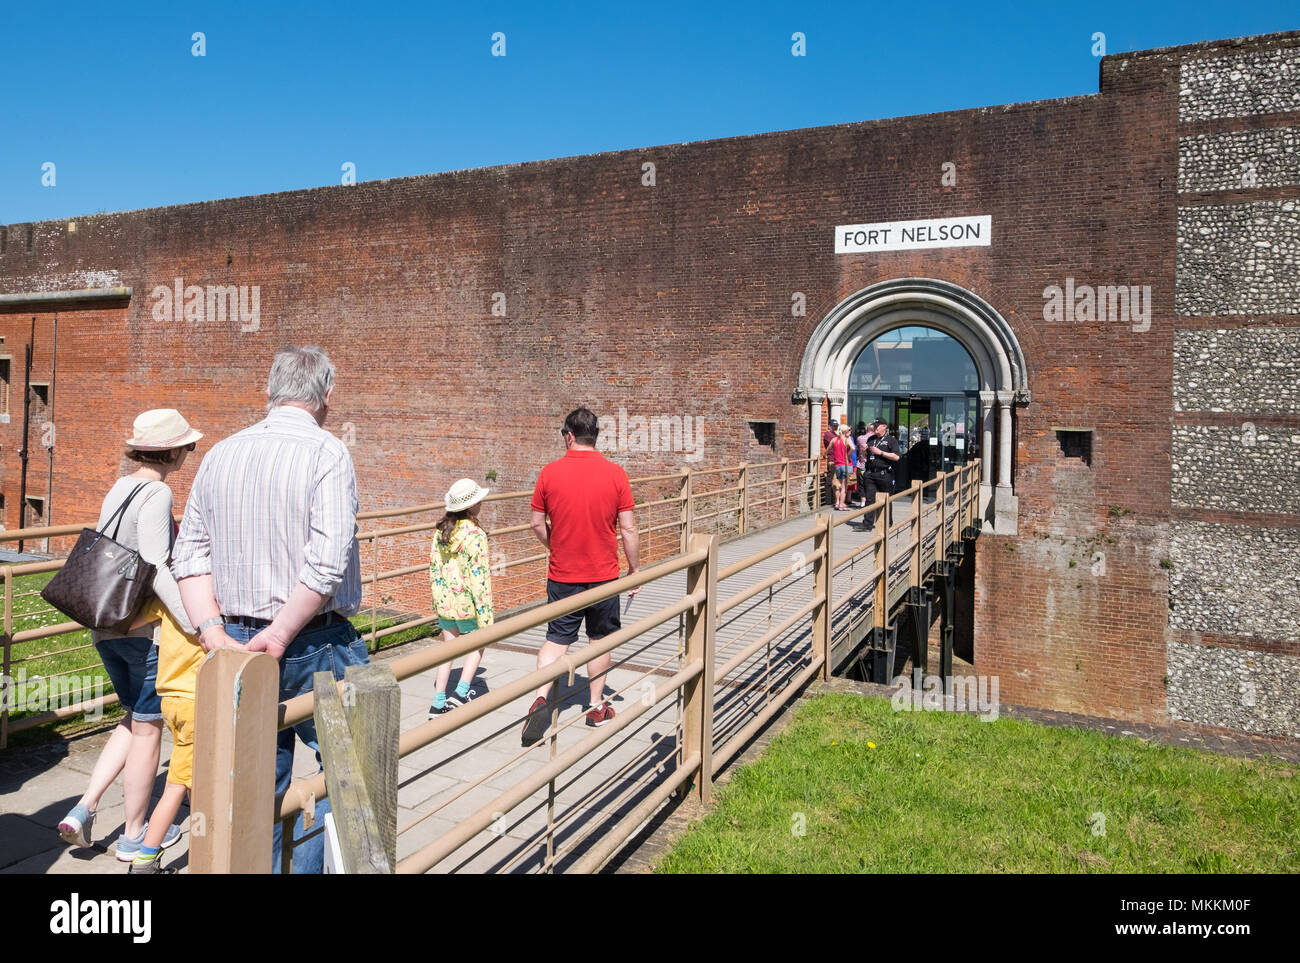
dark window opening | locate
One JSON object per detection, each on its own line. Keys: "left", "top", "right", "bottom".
{"left": 0, "top": 358, "right": 9, "bottom": 415}
{"left": 1056, "top": 429, "right": 1092, "bottom": 467}
{"left": 30, "top": 382, "right": 50, "bottom": 406}
{"left": 748, "top": 420, "right": 776, "bottom": 448}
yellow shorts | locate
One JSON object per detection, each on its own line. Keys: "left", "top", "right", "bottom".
{"left": 161, "top": 695, "right": 195, "bottom": 789}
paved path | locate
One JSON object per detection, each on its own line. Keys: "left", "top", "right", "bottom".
{"left": 0, "top": 508, "right": 933, "bottom": 874}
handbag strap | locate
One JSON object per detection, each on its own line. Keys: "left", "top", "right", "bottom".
{"left": 101, "top": 482, "right": 152, "bottom": 541}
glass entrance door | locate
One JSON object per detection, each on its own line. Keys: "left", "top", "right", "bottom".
{"left": 892, "top": 397, "right": 933, "bottom": 492}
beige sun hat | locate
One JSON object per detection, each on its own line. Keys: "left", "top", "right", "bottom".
{"left": 445, "top": 478, "right": 489, "bottom": 512}
{"left": 126, "top": 409, "right": 203, "bottom": 450}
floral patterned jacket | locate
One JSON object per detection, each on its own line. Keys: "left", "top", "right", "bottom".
{"left": 429, "top": 518, "right": 495, "bottom": 627}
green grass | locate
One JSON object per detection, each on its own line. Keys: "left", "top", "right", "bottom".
{"left": 655, "top": 693, "right": 1299, "bottom": 874}
{"left": 1, "top": 570, "right": 438, "bottom": 746}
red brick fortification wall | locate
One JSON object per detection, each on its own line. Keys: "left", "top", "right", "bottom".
{"left": 3, "top": 33, "right": 1295, "bottom": 728}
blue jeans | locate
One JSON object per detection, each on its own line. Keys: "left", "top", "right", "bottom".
{"left": 94, "top": 636, "right": 163, "bottom": 722}
{"left": 223, "top": 617, "right": 369, "bottom": 874}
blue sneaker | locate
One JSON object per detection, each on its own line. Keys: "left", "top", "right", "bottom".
{"left": 115, "top": 824, "right": 147, "bottom": 862}
{"left": 117, "top": 820, "right": 183, "bottom": 860}
{"left": 58, "top": 804, "right": 94, "bottom": 848}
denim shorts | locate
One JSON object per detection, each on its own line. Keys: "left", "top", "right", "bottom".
{"left": 94, "top": 636, "right": 163, "bottom": 722}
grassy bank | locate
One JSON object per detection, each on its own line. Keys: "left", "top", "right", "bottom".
{"left": 656, "top": 693, "right": 1298, "bottom": 874}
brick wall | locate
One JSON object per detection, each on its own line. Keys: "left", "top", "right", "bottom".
{"left": 2, "top": 31, "right": 1297, "bottom": 732}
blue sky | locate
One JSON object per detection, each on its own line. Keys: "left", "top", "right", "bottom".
{"left": 1, "top": 0, "right": 1294, "bottom": 224}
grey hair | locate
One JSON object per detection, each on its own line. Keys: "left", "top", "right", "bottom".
{"left": 267, "top": 346, "right": 336, "bottom": 412}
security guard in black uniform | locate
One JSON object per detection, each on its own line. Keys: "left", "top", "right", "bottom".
{"left": 857, "top": 418, "right": 901, "bottom": 532}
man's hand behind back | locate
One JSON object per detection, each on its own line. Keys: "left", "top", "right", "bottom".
{"left": 199, "top": 627, "right": 248, "bottom": 654}
{"left": 246, "top": 627, "right": 291, "bottom": 660}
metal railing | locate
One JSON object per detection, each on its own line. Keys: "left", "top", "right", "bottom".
{"left": 254, "top": 459, "right": 981, "bottom": 873}
{"left": 0, "top": 456, "right": 828, "bottom": 747}
{"left": 0, "top": 455, "right": 982, "bottom": 874}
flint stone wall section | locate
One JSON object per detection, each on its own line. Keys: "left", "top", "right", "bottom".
{"left": 1169, "top": 521, "right": 1300, "bottom": 641}
{"left": 1167, "top": 641, "right": 1300, "bottom": 738}
{"left": 1173, "top": 327, "right": 1300, "bottom": 413}
{"left": 1178, "top": 127, "right": 1300, "bottom": 193}
{"left": 1179, "top": 46, "right": 1300, "bottom": 121}
{"left": 1176, "top": 202, "right": 1300, "bottom": 316}
{"left": 1170, "top": 424, "right": 1300, "bottom": 514}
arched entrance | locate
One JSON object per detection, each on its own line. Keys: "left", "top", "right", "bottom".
{"left": 847, "top": 326, "right": 980, "bottom": 493}
{"left": 795, "top": 278, "right": 1029, "bottom": 533}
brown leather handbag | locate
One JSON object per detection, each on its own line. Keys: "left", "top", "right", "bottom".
{"left": 41, "top": 483, "right": 158, "bottom": 634}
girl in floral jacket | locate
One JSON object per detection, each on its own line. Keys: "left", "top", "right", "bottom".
{"left": 428, "top": 479, "right": 495, "bottom": 716}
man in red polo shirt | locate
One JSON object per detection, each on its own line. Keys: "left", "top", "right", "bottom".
{"left": 522, "top": 407, "right": 641, "bottom": 747}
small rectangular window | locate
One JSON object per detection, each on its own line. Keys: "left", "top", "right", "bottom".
{"left": 1055, "top": 428, "right": 1092, "bottom": 467}
{"left": 0, "top": 358, "right": 10, "bottom": 416}
{"left": 748, "top": 419, "right": 776, "bottom": 448}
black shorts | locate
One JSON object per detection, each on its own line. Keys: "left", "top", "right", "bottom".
{"left": 546, "top": 579, "right": 621, "bottom": 646}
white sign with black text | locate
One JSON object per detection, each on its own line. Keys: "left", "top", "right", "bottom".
{"left": 835, "top": 215, "right": 992, "bottom": 254}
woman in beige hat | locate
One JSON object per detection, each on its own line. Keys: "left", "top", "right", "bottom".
{"left": 58, "top": 409, "right": 202, "bottom": 860}
{"left": 427, "top": 478, "right": 495, "bottom": 717}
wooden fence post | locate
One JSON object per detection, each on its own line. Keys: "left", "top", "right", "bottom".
{"left": 682, "top": 533, "right": 717, "bottom": 802}
{"left": 191, "top": 649, "right": 279, "bottom": 873}
{"left": 314, "top": 663, "right": 399, "bottom": 873}
{"left": 812, "top": 512, "right": 833, "bottom": 681}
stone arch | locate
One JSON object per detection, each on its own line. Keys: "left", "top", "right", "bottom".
{"left": 795, "top": 278, "right": 1029, "bottom": 532}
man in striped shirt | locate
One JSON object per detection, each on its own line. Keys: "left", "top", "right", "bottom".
{"left": 173, "top": 345, "right": 368, "bottom": 873}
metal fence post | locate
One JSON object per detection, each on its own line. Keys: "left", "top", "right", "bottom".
{"left": 1, "top": 569, "right": 11, "bottom": 750}
{"left": 939, "top": 470, "right": 948, "bottom": 554}
{"left": 682, "top": 533, "right": 716, "bottom": 802}
{"left": 781, "top": 458, "right": 790, "bottom": 520}
{"left": 686, "top": 468, "right": 695, "bottom": 544}
{"left": 911, "top": 483, "right": 923, "bottom": 589}
{"left": 191, "top": 649, "right": 279, "bottom": 873}
{"left": 812, "top": 512, "right": 833, "bottom": 681}
{"left": 678, "top": 469, "right": 691, "bottom": 553}
{"left": 876, "top": 491, "right": 889, "bottom": 624}
{"left": 737, "top": 462, "right": 748, "bottom": 535}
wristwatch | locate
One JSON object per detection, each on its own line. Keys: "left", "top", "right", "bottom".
{"left": 196, "top": 615, "right": 225, "bottom": 634}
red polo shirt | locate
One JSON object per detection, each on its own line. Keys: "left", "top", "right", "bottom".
{"left": 531, "top": 449, "right": 635, "bottom": 583}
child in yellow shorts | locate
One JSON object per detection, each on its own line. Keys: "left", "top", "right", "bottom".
{"left": 128, "top": 597, "right": 205, "bottom": 874}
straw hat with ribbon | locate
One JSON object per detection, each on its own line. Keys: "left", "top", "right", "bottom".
{"left": 125, "top": 409, "right": 203, "bottom": 450}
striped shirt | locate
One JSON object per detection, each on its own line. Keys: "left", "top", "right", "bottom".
{"left": 171, "top": 405, "right": 362, "bottom": 619}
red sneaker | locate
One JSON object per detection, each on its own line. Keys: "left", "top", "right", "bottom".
{"left": 521, "top": 696, "right": 549, "bottom": 747}
{"left": 585, "top": 702, "right": 615, "bottom": 728}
